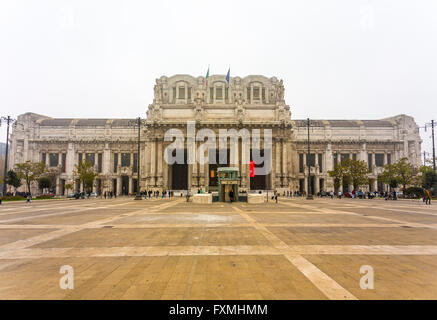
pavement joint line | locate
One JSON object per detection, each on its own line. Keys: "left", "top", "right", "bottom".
{"left": 363, "top": 206, "right": 437, "bottom": 217}
{"left": 230, "top": 205, "right": 358, "bottom": 300}
{"left": 322, "top": 209, "right": 437, "bottom": 230}
{"left": 0, "top": 199, "right": 183, "bottom": 253}
{"left": 0, "top": 222, "right": 411, "bottom": 229}
{"left": 281, "top": 201, "right": 437, "bottom": 231}
{"left": 3, "top": 245, "right": 437, "bottom": 259}
{"left": 0, "top": 202, "right": 133, "bottom": 224}
{"left": 1, "top": 198, "right": 437, "bottom": 299}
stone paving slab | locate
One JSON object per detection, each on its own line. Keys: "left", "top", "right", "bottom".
{"left": 304, "top": 255, "right": 437, "bottom": 299}
{"left": 0, "top": 197, "right": 436, "bottom": 300}
{"left": 268, "top": 226, "right": 437, "bottom": 245}
{"left": 0, "top": 228, "right": 58, "bottom": 246}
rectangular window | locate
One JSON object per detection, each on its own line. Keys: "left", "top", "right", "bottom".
{"left": 375, "top": 154, "right": 384, "bottom": 167}
{"left": 173, "top": 87, "right": 176, "bottom": 102}
{"left": 299, "top": 179, "right": 305, "bottom": 193}
{"left": 178, "top": 86, "right": 185, "bottom": 99}
{"left": 333, "top": 153, "right": 338, "bottom": 169}
{"left": 85, "top": 153, "right": 95, "bottom": 166}
{"left": 307, "top": 153, "right": 315, "bottom": 167}
{"left": 352, "top": 154, "right": 357, "bottom": 161}
{"left": 299, "top": 154, "right": 304, "bottom": 173}
{"left": 387, "top": 154, "right": 391, "bottom": 164}
{"left": 121, "top": 153, "right": 131, "bottom": 167}
{"left": 114, "top": 153, "right": 118, "bottom": 173}
{"left": 225, "top": 87, "right": 229, "bottom": 100}
{"left": 61, "top": 153, "right": 66, "bottom": 173}
{"left": 340, "top": 154, "right": 349, "bottom": 163}
{"left": 42, "top": 153, "right": 46, "bottom": 164}
{"left": 187, "top": 87, "right": 191, "bottom": 100}
{"left": 368, "top": 153, "right": 372, "bottom": 170}
{"left": 49, "top": 153, "right": 59, "bottom": 167}
{"left": 133, "top": 153, "right": 138, "bottom": 173}
{"left": 318, "top": 154, "right": 323, "bottom": 172}
{"left": 320, "top": 178, "right": 325, "bottom": 192}
{"left": 97, "top": 153, "right": 103, "bottom": 173}
{"left": 262, "top": 88, "right": 265, "bottom": 101}
{"left": 216, "top": 87, "right": 223, "bottom": 99}
{"left": 253, "top": 87, "right": 260, "bottom": 99}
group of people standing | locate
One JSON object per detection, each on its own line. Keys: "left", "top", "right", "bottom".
{"left": 103, "top": 191, "right": 116, "bottom": 199}
{"left": 142, "top": 190, "right": 174, "bottom": 199}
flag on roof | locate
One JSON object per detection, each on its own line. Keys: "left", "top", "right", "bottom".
{"left": 205, "top": 66, "right": 210, "bottom": 86}
{"left": 226, "top": 67, "right": 230, "bottom": 84}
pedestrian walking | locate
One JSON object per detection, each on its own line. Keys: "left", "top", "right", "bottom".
{"left": 425, "top": 189, "right": 432, "bottom": 205}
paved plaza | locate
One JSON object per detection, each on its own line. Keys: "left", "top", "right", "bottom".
{"left": 0, "top": 197, "right": 436, "bottom": 300}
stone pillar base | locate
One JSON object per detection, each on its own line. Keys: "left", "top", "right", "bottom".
{"left": 248, "top": 194, "right": 265, "bottom": 204}
{"left": 192, "top": 194, "right": 212, "bottom": 204}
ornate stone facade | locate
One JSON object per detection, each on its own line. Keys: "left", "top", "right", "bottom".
{"left": 8, "top": 75, "right": 422, "bottom": 195}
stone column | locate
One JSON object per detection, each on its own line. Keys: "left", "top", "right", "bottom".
{"left": 163, "top": 142, "right": 169, "bottom": 190}
{"left": 56, "top": 177, "right": 60, "bottom": 195}
{"left": 360, "top": 143, "right": 367, "bottom": 162}
{"left": 315, "top": 176, "right": 320, "bottom": 195}
{"left": 157, "top": 140, "right": 163, "bottom": 188}
{"left": 282, "top": 140, "right": 287, "bottom": 176}
{"left": 283, "top": 141, "right": 289, "bottom": 189}
{"left": 144, "top": 140, "right": 150, "bottom": 187}
{"left": 241, "top": 136, "right": 249, "bottom": 189}
{"left": 117, "top": 176, "right": 122, "bottom": 195}
{"left": 66, "top": 143, "right": 75, "bottom": 178}
{"left": 150, "top": 138, "right": 156, "bottom": 184}
{"left": 103, "top": 145, "right": 110, "bottom": 175}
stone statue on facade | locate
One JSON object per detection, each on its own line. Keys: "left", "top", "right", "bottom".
{"left": 235, "top": 99, "right": 246, "bottom": 124}
{"left": 194, "top": 93, "right": 204, "bottom": 122}
{"left": 154, "top": 81, "right": 163, "bottom": 103}
{"left": 277, "top": 80, "right": 284, "bottom": 101}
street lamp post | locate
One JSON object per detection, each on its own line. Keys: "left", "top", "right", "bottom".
{"left": 419, "top": 120, "right": 436, "bottom": 172}
{"left": 306, "top": 118, "right": 314, "bottom": 200}
{"left": 129, "top": 117, "right": 143, "bottom": 200}
{"left": 134, "top": 117, "right": 142, "bottom": 200}
{"left": 1, "top": 116, "right": 16, "bottom": 196}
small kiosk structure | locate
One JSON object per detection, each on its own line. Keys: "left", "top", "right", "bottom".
{"left": 217, "top": 167, "right": 239, "bottom": 202}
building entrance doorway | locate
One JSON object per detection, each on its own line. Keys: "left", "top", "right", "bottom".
{"left": 169, "top": 149, "right": 188, "bottom": 190}
{"left": 249, "top": 149, "right": 270, "bottom": 190}
{"left": 121, "top": 176, "right": 129, "bottom": 195}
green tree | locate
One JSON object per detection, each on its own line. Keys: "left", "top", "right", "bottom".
{"left": 346, "top": 159, "right": 370, "bottom": 189}
{"left": 378, "top": 163, "right": 399, "bottom": 190}
{"left": 73, "top": 160, "right": 98, "bottom": 193}
{"left": 65, "top": 183, "right": 73, "bottom": 195}
{"left": 38, "top": 176, "right": 52, "bottom": 192}
{"left": 420, "top": 165, "right": 437, "bottom": 194}
{"left": 15, "top": 161, "right": 47, "bottom": 196}
{"left": 5, "top": 170, "right": 22, "bottom": 192}
{"left": 328, "top": 159, "right": 370, "bottom": 191}
{"left": 328, "top": 162, "right": 350, "bottom": 191}
{"left": 379, "top": 157, "right": 419, "bottom": 192}
{"left": 395, "top": 157, "right": 418, "bottom": 192}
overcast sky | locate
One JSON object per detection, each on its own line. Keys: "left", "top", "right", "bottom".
{"left": 1, "top": 0, "right": 436, "bottom": 156}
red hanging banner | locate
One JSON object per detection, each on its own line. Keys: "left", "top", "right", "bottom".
{"left": 250, "top": 161, "right": 255, "bottom": 177}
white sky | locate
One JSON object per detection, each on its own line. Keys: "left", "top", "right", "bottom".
{"left": 0, "top": 0, "right": 436, "bottom": 157}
